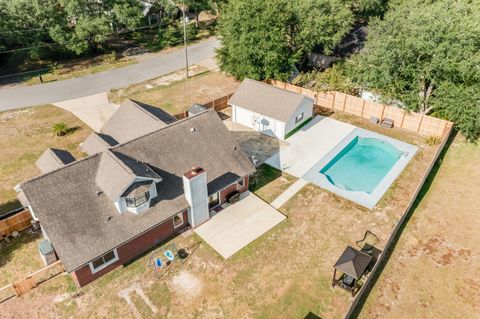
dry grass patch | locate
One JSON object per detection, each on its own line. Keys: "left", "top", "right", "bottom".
{"left": 359, "top": 134, "right": 480, "bottom": 319}
{"left": 0, "top": 105, "right": 92, "bottom": 214}
{"left": 109, "top": 71, "right": 240, "bottom": 115}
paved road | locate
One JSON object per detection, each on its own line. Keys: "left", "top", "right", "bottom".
{"left": 0, "top": 37, "right": 220, "bottom": 111}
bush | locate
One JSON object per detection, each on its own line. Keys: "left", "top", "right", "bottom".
{"left": 158, "top": 25, "right": 182, "bottom": 48}
{"left": 425, "top": 136, "right": 442, "bottom": 146}
{"left": 51, "top": 123, "right": 70, "bottom": 136}
{"left": 102, "top": 51, "right": 117, "bottom": 64}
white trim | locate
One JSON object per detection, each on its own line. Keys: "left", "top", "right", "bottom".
{"left": 236, "top": 178, "right": 245, "bottom": 190}
{"left": 89, "top": 249, "right": 119, "bottom": 274}
{"left": 172, "top": 212, "right": 184, "bottom": 229}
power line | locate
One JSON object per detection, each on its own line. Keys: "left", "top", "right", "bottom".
{"left": 0, "top": 22, "right": 172, "bottom": 55}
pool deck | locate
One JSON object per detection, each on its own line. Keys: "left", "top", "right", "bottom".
{"left": 265, "top": 116, "right": 418, "bottom": 209}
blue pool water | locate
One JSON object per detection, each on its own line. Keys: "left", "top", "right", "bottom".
{"left": 320, "top": 137, "right": 401, "bottom": 194}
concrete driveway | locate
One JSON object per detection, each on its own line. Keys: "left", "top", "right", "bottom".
{"left": 195, "top": 192, "right": 286, "bottom": 259}
{"left": 265, "top": 116, "right": 355, "bottom": 177}
{"left": 53, "top": 92, "right": 118, "bottom": 131}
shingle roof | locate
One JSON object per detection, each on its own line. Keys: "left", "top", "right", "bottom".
{"left": 334, "top": 246, "right": 373, "bottom": 279}
{"left": 81, "top": 132, "right": 118, "bottom": 155}
{"left": 228, "top": 78, "right": 314, "bottom": 122}
{"left": 35, "top": 148, "right": 76, "bottom": 174}
{"left": 188, "top": 103, "right": 206, "bottom": 115}
{"left": 20, "top": 110, "right": 255, "bottom": 272}
{"left": 100, "top": 99, "right": 177, "bottom": 143}
{"left": 95, "top": 151, "right": 137, "bottom": 201}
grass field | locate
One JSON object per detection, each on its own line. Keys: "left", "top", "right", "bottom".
{"left": 0, "top": 105, "right": 91, "bottom": 215}
{"left": 109, "top": 71, "right": 240, "bottom": 115}
{"left": 358, "top": 134, "right": 480, "bottom": 318}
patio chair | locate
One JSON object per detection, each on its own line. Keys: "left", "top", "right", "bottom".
{"left": 356, "top": 231, "right": 379, "bottom": 254}
{"left": 381, "top": 118, "right": 394, "bottom": 128}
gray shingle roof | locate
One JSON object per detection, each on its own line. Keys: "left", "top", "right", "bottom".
{"left": 35, "top": 148, "right": 76, "bottom": 174}
{"left": 228, "top": 78, "right": 314, "bottom": 122}
{"left": 188, "top": 103, "right": 207, "bottom": 115}
{"left": 81, "top": 132, "right": 118, "bottom": 155}
{"left": 334, "top": 246, "right": 373, "bottom": 279}
{"left": 100, "top": 99, "right": 177, "bottom": 143}
{"left": 20, "top": 110, "right": 255, "bottom": 272}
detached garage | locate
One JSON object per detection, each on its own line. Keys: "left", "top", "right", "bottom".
{"left": 229, "top": 78, "right": 314, "bottom": 140}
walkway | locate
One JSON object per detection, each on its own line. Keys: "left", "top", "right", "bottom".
{"left": 0, "top": 37, "right": 220, "bottom": 111}
{"left": 271, "top": 179, "right": 308, "bottom": 209}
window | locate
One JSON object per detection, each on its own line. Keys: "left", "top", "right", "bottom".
{"left": 173, "top": 213, "right": 184, "bottom": 228}
{"left": 208, "top": 192, "right": 219, "bottom": 209}
{"left": 89, "top": 249, "right": 118, "bottom": 273}
{"left": 295, "top": 112, "right": 304, "bottom": 124}
{"left": 237, "top": 178, "right": 245, "bottom": 190}
{"left": 126, "top": 191, "right": 150, "bottom": 208}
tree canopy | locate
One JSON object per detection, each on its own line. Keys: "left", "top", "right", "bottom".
{"left": 217, "top": 0, "right": 354, "bottom": 81}
{"left": 349, "top": 0, "right": 480, "bottom": 140}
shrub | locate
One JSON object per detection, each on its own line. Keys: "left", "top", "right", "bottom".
{"left": 51, "top": 123, "right": 70, "bottom": 136}
{"left": 158, "top": 25, "right": 182, "bottom": 48}
{"left": 425, "top": 136, "right": 442, "bottom": 146}
{"left": 102, "top": 51, "right": 117, "bottom": 64}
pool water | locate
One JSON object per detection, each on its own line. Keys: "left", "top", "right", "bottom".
{"left": 320, "top": 137, "right": 401, "bottom": 194}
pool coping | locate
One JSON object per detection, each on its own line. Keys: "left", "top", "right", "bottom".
{"left": 302, "top": 128, "right": 418, "bottom": 209}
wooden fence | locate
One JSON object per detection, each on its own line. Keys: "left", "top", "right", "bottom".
{"left": 268, "top": 80, "right": 453, "bottom": 138}
{"left": 0, "top": 261, "right": 64, "bottom": 303}
{"left": 0, "top": 210, "right": 32, "bottom": 236}
{"left": 344, "top": 125, "right": 454, "bottom": 318}
{"left": 173, "top": 93, "right": 234, "bottom": 119}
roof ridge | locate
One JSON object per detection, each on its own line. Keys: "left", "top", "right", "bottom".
{"left": 21, "top": 153, "right": 101, "bottom": 186}
{"left": 104, "top": 150, "right": 135, "bottom": 176}
{"left": 127, "top": 99, "right": 163, "bottom": 122}
{"left": 111, "top": 109, "right": 213, "bottom": 151}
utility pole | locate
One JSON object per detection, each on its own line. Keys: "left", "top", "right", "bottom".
{"left": 181, "top": 3, "right": 189, "bottom": 78}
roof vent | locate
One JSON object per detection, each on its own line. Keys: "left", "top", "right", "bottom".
{"left": 190, "top": 127, "right": 197, "bottom": 132}
{"left": 96, "top": 190, "right": 103, "bottom": 196}
{"left": 107, "top": 216, "right": 113, "bottom": 221}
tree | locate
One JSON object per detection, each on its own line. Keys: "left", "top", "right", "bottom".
{"left": 349, "top": 0, "right": 480, "bottom": 140}
{"left": 217, "top": 0, "right": 353, "bottom": 81}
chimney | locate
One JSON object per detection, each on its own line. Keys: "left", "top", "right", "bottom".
{"left": 183, "top": 167, "right": 209, "bottom": 227}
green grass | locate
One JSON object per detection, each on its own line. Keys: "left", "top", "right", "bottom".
{"left": 284, "top": 116, "right": 314, "bottom": 139}
{"left": 249, "top": 164, "right": 298, "bottom": 203}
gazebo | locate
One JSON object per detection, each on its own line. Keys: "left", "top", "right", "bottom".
{"left": 332, "top": 246, "right": 373, "bottom": 296}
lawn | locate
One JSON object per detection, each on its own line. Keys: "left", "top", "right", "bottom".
{"left": 0, "top": 118, "right": 442, "bottom": 318}
{"left": 358, "top": 134, "right": 480, "bottom": 318}
{"left": 109, "top": 71, "right": 240, "bottom": 115}
{"left": 250, "top": 164, "right": 298, "bottom": 204}
{"left": 0, "top": 105, "right": 92, "bottom": 215}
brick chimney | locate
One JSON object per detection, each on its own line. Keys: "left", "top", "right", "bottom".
{"left": 183, "top": 167, "right": 209, "bottom": 227}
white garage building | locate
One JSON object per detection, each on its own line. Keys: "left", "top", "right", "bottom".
{"left": 229, "top": 78, "right": 314, "bottom": 140}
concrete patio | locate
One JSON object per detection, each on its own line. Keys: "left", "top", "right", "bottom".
{"left": 195, "top": 192, "right": 286, "bottom": 259}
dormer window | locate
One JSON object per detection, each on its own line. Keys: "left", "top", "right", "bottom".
{"left": 126, "top": 191, "right": 150, "bottom": 207}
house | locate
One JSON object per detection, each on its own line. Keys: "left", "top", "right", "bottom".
{"left": 228, "top": 78, "right": 314, "bottom": 140}
{"left": 80, "top": 99, "right": 177, "bottom": 155}
{"left": 16, "top": 109, "right": 255, "bottom": 287}
{"left": 188, "top": 103, "right": 207, "bottom": 116}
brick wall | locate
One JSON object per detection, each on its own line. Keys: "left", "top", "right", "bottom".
{"left": 219, "top": 176, "right": 249, "bottom": 204}
{"left": 71, "top": 210, "right": 188, "bottom": 287}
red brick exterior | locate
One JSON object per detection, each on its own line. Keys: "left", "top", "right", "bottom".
{"left": 71, "top": 210, "right": 188, "bottom": 287}
{"left": 70, "top": 175, "right": 251, "bottom": 287}
{"left": 219, "top": 175, "right": 249, "bottom": 204}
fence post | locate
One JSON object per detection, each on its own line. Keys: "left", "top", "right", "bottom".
{"left": 417, "top": 114, "right": 424, "bottom": 133}
{"left": 361, "top": 100, "right": 366, "bottom": 118}
{"left": 380, "top": 104, "right": 386, "bottom": 120}
{"left": 331, "top": 92, "right": 336, "bottom": 109}
{"left": 342, "top": 94, "right": 347, "bottom": 112}
{"left": 400, "top": 110, "right": 406, "bottom": 129}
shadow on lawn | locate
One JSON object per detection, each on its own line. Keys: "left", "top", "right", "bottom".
{"left": 348, "top": 129, "right": 457, "bottom": 318}
{"left": 0, "top": 231, "right": 42, "bottom": 269}
{"left": 249, "top": 164, "right": 283, "bottom": 193}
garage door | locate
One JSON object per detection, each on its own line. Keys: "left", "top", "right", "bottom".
{"left": 233, "top": 106, "right": 256, "bottom": 128}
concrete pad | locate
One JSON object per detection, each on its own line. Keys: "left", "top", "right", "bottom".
{"left": 195, "top": 192, "right": 286, "bottom": 259}
{"left": 271, "top": 179, "right": 308, "bottom": 209}
{"left": 53, "top": 92, "right": 119, "bottom": 131}
{"left": 265, "top": 116, "right": 355, "bottom": 177}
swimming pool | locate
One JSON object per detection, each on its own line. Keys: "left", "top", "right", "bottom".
{"left": 320, "top": 137, "right": 401, "bottom": 194}
{"left": 302, "top": 128, "right": 418, "bottom": 209}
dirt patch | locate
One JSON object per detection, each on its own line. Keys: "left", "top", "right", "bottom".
{"left": 169, "top": 271, "right": 202, "bottom": 298}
